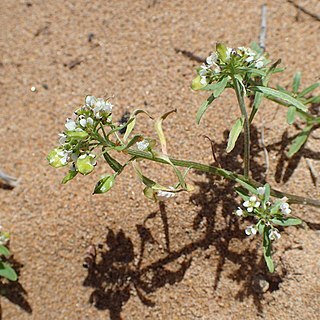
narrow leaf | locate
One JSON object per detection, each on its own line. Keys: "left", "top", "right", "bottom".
{"left": 271, "top": 217, "right": 302, "bottom": 226}
{"left": 202, "top": 77, "right": 228, "bottom": 97}
{"left": 154, "top": 109, "right": 177, "bottom": 155}
{"left": 264, "top": 183, "right": 270, "bottom": 203}
{"left": 292, "top": 72, "right": 301, "bottom": 93}
{"left": 287, "top": 125, "right": 313, "bottom": 158}
{"left": 263, "top": 228, "right": 274, "bottom": 273}
{"left": 298, "top": 82, "right": 320, "bottom": 97}
{"left": 196, "top": 94, "right": 215, "bottom": 124}
{"left": 287, "top": 106, "right": 296, "bottom": 125}
{"left": 235, "top": 178, "right": 258, "bottom": 195}
{"left": 234, "top": 187, "right": 249, "bottom": 201}
{"left": 226, "top": 117, "right": 244, "bottom": 153}
{"left": 252, "top": 86, "right": 307, "bottom": 112}
{"left": 103, "top": 151, "right": 123, "bottom": 172}
{"left": 123, "top": 110, "right": 153, "bottom": 141}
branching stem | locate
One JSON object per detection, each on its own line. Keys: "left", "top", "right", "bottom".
{"left": 126, "top": 148, "right": 320, "bottom": 208}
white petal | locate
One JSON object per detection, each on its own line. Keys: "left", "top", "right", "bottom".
{"left": 87, "top": 117, "right": 94, "bottom": 126}
{"left": 79, "top": 118, "right": 87, "bottom": 127}
{"left": 243, "top": 201, "right": 250, "bottom": 207}
{"left": 257, "top": 187, "right": 265, "bottom": 195}
{"left": 65, "top": 119, "right": 76, "bottom": 131}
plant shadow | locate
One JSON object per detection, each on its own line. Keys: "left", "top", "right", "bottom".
{"left": 83, "top": 126, "right": 288, "bottom": 319}
{"left": 0, "top": 257, "right": 32, "bottom": 319}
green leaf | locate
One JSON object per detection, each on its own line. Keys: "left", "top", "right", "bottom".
{"left": 123, "top": 110, "right": 153, "bottom": 142}
{"left": 0, "top": 245, "right": 10, "bottom": 257}
{"left": 216, "top": 43, "right": 228, "bottom": 62}
{"left": 292, "top": 72, "right": 301, "bottom": 93}
{"left": 226, "top": 117, "right": 244, "bottom": 153}
{"left": 258, "top": 221, "right": 265, "bottom": 235}
{"left": 202, "top": 77, "right": 228, "bottom": 98}
{"left": 123, "top": 117, "right": 136, "bottom": 142}
{"left": 196, "top": 94, "right": 215, "bottom": 124}
{"left": 263, "top": 227, "right": 274, "bottom": 273}
{"left": 235, "top": 178, "right": 258, "bottom": 195}
{"left": 264, "top": 183, "right": 270, "bottom": 204}
{"left": 234, "top": 187, "right": 249, "bottom": 201}
{"left": 298, "top": 82, "right": 320, "bottom": 97}
{"left": 306, "top": 96, "right": 320, "bottom": 104}
{"left": 287, "top": 124, "right": 313, "bottom": 158}
{"left": 155, "top": 109, "right": 176, "bottom": 155}
{"left": 287, "top": 106, "right": 296, "bottom": 125}
{"left": 103, "top": 151, "right": 123, "bottom": 173}
{"left": 0, "top": 262, "right": 18, "bottom": 281}
{"left": 271, "top": 217, "right": 302, "bottom": 226}
{"left": 252, "top": 86, "right": 307, "bottom": 112}
{"left": 93, "top": 174, "right": 116, "bottom": 194}
{"left": 61, "top": 170, "right": 78, "bottom": 184}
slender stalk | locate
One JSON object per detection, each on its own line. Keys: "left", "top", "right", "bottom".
{"left": 126, "top": 148, "right": 320, "bottom": 208}
{"left": 232, "top": 77, "right": 250, "bottom": 178}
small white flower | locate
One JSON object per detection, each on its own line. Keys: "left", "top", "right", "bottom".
{"left": 136, "top": 140, "right": 149, "bottom": 151}
{"left": 200, "top": 76, "right": 207, "bottom": 85}
{"left": 199, "top": 64, "right": 209, "bottom": 76}
{"left": 87, "top": 117, "right": 94, "bottom": 126}
{"left": 79, "top": 118, "right": 87, "bottom": 127}
{"left": 269, "top": 229, "right": 281, "bottom": 241}
{"left": 257, "top": 187, "right": 266, "bottom": 196}
{"left": 243, "top": 196, "right": 260, "bottom": 212}
{"left": 213, "top": 66, "right": 221, "bottom": 74}
{"left": 245, "top": 225, "right": 257, "bottom": 236}
{"left": 58, "top": 133, "right": 67, "bottom": 145}
{"left": 65, "top": 118, "right": 77, "bottom": 131}
{"left": 226, "top": 47, "right": 232, "bottom": 60}
{"left": 85, "top": 95, "right": 97, "bottom": 107}
{"left": 157, "top": 189, "right": 175, "bottom": 201}
{"left": 104, "top": 102, "right": 113, "bottom": 113}
{"left": 254, "top": 58, "right": 265, "bottom": 69}
{"left": 57, "top": 149, "right": 70, "bottom": 165}
{"left": 280, "top": 202, "right": 291, "bottom": 215}
{"left": 206, "top": 53, "right": 218, "bottom": 66}
{"left": 235, "top": 207, "right": 243, "bottom": 216}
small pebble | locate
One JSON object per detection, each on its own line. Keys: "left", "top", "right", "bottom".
{"left": 30, "top": 86, "right": 36, "bottom": 92}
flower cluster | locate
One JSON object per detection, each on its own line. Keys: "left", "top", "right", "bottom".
{"left": 234, "top": 184, "right": 299, "bottom": 242}
{"left": 194, "top": 43, "right": 268, "bottom": 87}
{"left": 47, "top": 95, "right": 113, "bottom": 176}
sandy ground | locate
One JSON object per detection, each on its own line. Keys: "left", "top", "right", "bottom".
{"left": 0, "top": 0, "right": 320, "bottom": 319}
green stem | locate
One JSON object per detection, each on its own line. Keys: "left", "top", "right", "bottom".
{"left": 232, "top": 77, "right": 250, "bottom": 179}
{"left": 126, "top": 148, "right": 320, "bottom": 208}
